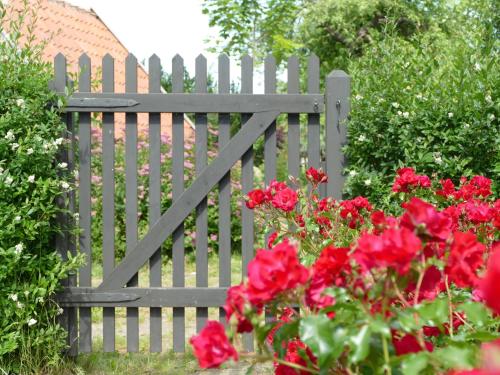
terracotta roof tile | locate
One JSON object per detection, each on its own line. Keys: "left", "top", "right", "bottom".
{"left": 5, "top": 0, "right": 195, "bottom": 142}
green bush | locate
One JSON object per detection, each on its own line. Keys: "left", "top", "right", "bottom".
{"left": 344, "top": 7, "right": 499, "bottom": 207}
{"left": 0, "top": 4, "right": 82, "bottom": 373}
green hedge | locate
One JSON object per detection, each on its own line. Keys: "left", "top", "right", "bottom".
{"left": 0, "top": 6, "right": 81, "bottom": 373}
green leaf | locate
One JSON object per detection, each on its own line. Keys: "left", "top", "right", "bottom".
{"left": 401, "top": 352, "right": 429, "bottom": 375}
{"left": 272, "top": 320, "right": 299, "bottom": 358}
{"left": 466, "top": 331, "right": 499, "bottom": 342}
{"left": 415, "top": 297, "right": 449, "bottom": 326}
{"left": 349, "top": 324, "right": 371, "bottom": 363}
{"left": 458, "top": 302, "right": 490, "bottom": 327}
{"left": 433, "top": 345, "right": 477, "bottom": 370}
{"left": 299, "top": 314, "right": 346, "bottom": 368}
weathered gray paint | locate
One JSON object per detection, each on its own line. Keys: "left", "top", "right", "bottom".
{"left": 325, "top": 70, "right": 350, "bottom": 199}
{"left": 64, "top": 93, "right": 324, "bottom": 114}
{"left": 148, "top": 54, "right": 162, "bottom": 353}
{"left": 125, "top": 54, "right": 139, "bottom": 352}
{"left": 54, "top": 53, "right": 350, "bottom": 355}
{"left": 171, "top": 54, "right": 186, "bottom": 352}
{"left": 102, "top": 54, "right": 116, "bottom": 352}
{"left": 78, "top": 53, "right": 92, "bottom": 353}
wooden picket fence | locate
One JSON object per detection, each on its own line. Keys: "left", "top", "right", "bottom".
{"left": 53, "top": 52, "right": 350, "bottom": 354}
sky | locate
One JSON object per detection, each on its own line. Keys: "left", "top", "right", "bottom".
{"left": 66, "top": 0, "right": 259, "bottom": 90}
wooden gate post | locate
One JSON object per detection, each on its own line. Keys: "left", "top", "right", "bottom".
{"left": 325, "top": 70, "right": 351, "bottom": 200}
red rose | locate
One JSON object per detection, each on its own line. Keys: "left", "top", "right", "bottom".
{"left": 271, "top": 187, "right": 298, "bottom": 212}
{"left": 465, "top": 200, "right": 494, "bottom": 224}
{"left": 246, "top": 189, "right": 266, "bottom": 209}
{"left": 312, "top": 246, "right": 349, "bottom": 286}
{"left": 436, "top": 178, "right": 456, "bottom": 198}
{"left": 224, "top": 284, "right": 253, "bottom": 333}
{"left": 401, "top": 197, "right": 452, "bottom": 241}
{"left": 392, "top": 167, "right": 431, "bottom": 193}
{"left": 406, "top": 265, "right": 444, "bottom": 302}
{"left": 392, "top": 332, "right": 433, "bottom": 356}
{"left": 354, "top": 227, "right": 422, "bottom": 275}
{"left": 190, "top": 321, "right": 238, "bottom": 369}
{"left": 306, "top": 167, "right": 328, "bottom": 184}
{"left": 480, "top": 243, "right": 500, "bottom": 315}
{"left": 275, "top": 339, "right": 317, "bottom": 375}
{"left": 267, "top": 232, "right": 278, "bottom": 248}
{"left": 246, "top": 240, "right": 309, "bottom": 305}
{"left": 445, "top": 231, "right": 486, "bottom": 288}
{"left": 454, "top": 176, "right": 492, "bottom": 200}
{"left": 340, "top": 196, "right": 372, "bottom": 228}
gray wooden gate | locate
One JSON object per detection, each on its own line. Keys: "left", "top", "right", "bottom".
{"left": 53, "top": 52, "right": 350, "bottom": 355}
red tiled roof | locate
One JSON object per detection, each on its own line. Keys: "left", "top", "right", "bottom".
{"left": 5, "top": 0, "right": 195, "bottom": 142}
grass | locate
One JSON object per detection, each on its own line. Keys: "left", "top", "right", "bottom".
{"left": 63, "top": 253, "right": 270, "bottom": 374}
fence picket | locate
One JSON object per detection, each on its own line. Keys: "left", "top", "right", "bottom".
{"left": 172, "top": 54, "right": 186, "bottom": 352}
{"left": 217, "top": 54, "right": 231, "bottom": 324}
{"left": 264, "top": 55, "right": 277, "bottom": 185}
{"left": 148, "top": 54, "right": 162, "bottom": 352}
{"left": 102, "top": 54, "right": 116, "bottom": 352}
{"left": 307, "top": 54, "right": 321, "bottom": 173}
{"left": 241, "top": 54, "right": 254, "bottom": 351}
{"left": 78, "top": 53, "right": 92, "bottom": 353}
{"left": 125, "top": 54, "right": 139, "bottom": 352}
{"left": 287, "top": 56, "right": 300, "bottom": 181}
{"left": 195, "top": 54, "right": 209, "bottom": 332}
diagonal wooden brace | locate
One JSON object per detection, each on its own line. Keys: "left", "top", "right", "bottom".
{"left": 97, "top": 110, "right": 280, "bottom": 291}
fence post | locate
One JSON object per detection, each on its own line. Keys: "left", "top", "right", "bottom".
{"left": 325, "top": 70, "right": 350, "bottom": 200}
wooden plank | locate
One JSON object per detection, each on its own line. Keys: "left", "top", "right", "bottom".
{"left": 195, "top": 54, "right": 209, "bottom": 332}
{"left": 240, "top": 54, "right": 254, "bottom": 352}
{"left": 65, "top": 93, "right": 324, "bottom": 114}
{"left": 125, "top": 54, "right": 139, "bottom": 352}
{"left": 217, "top": 54, "right": 231, "bottom": 324}
{"left": 102, "top": 53, "right": 115, "bottom": 352}
{"left": 78, "top": 53, "right": 92, "bottom": 353}
{"left": 287, "top": 56, "right": 300, "bottom": 181}
{"left": 58, "top": 287, "right": 228, "bottom": 307}
{"left": 54, "top": 53, "right": 78, "bottom": 356}
{"left": 307, "top": 54, "right": 321, "bottom": 172}
{"left": 325, "top": 70, "right": 350, "bottom": 199}
{"left": 264, "top": 55, "right": 277, "bottom": 185}
{"left": 96, "top": 110, "right": 279, "bottom": 292}
{"left": 148, "top": 54, "right": 162, "bottom": 353}
{"left": 171, "top": 54, "right": 185, "bottom": 352}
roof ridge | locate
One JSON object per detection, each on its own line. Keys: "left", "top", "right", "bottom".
{"left": 47, "top": 0, "right": 97, "bottom": 17}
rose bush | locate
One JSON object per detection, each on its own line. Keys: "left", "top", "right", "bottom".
{"left": 191, "top": 167, "right": 499, "bottom": 374}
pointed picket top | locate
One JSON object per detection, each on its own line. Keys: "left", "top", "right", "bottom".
{"left": 102, "top": 54, "right": 114, "bottom": 93}
{"left": 241, "top": 54, "right": 253, "bottom": 94}
{"left": 54, "top": 53, "right": 67, "bottom": 91}
{"left": 78, "top": 53, "right": 91, "bottom": 91}
{"left": 195, "top": 53, "right": 207, "bottom": 64}
{"left": 171, "top": 54, "right": 184, "bottom": 93}
{"left": 172, "top": 53, "right": 183, "bottom": 65}
{"left": 287, "top": 55, "right": 300, "bottom": 94}
{"left": 218, "top": 54, "right": 230, "bottom": 94}
{"left": 79, "top": 52, "right": 90, "bottom": 65}
{"left": 195, "top": 54, "right": 207, "bottom": 93}
{"left": 307, "top": 53, "right": 320, "bottom": 94}
{"left": 149, "top": 54, "right": 161, "bottom": 93}
{"left": 264, "top": 54, "right": 276, "bottom": 93}
{"left": 125, "top": 53, "right": 138, "bottom": 92}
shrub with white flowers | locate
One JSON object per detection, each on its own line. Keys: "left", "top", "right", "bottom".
{"left": 0, "top": 4, "right": 82, "bottom": 373}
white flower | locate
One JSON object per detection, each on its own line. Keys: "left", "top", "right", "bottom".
{"left": 405, "top": 85, "right": 411, "bottom": 91}
{"left": 11, "top": 142, "right": 19, "bottom": 151}
{"left": 57, "top": 307, "right": 64, "bottom": 315}
{"left": 357, "top": 134, "right": 367, "bottom": 142}
{"left": 485, "top": 94, "right": 492, "bottom": 103}
{"left": 489, "top": 114, "right": 495, "bottom": 121}
{"left": 416, "top": 93, "right": 423, "bottom": 100}
{"left": 14, "top": 243, "right": 24, "bottom": 254}
{"left": 54, "top": 137, "right": 64, "bottom": 146}
{"left": 402, "top": 112, "right": 409, "bottom": 118}
{"left": 355, "top": 94, "right": 363, "bottom": 100}
{"left": 14, "top": 216, "right": 21, "bottom": 222}
{"left": 349, "top": 170, "right": 358, "bottom": 177}
{"left": 73, "top": 213, "right": 79, "bottom": 220}
{"left": 448, "top": 112, "right": 454, "bottom": 118}
{"left": 16, "top": 98, "right": 25, "bottom": 107}
{"left": 364, "top": 179, "right": 372, "bottom": 186}
{"left": 397, "top": 110, "right": 402, "bottom": 116}
{"left": 60, "top": 181, "right": 70, "bottom": 190}
{"left": 36, "top": 297, "right": 44, "bottom": 303}
{"left": 391, "top": 102, "right": 400, "bottom": 108}
{"left": 9, "top": 293, "right": 18, "bottom": 302}
{"left": 43, "top": 142, "right": 51, "bottom": 150}
{"left": 377, "top": 98, "right": 385, "bottom": 103}
{"left": 57, "top": 162, "right": 68, "bottom": 169}
{"left": 433, "top": 152, "right": 443, "bottom": 165}
{"left": 27, "top": 318, "right": 37, "bottom": 326}
{"left": 73, "top": 170, "right": 79, "bottom": 179}
{"left": 24, "top": 290, "right": 29, "bottom": 296}
{"left": 16, "top": 301, "right": 24, "bottom": 309}
{"left": 5, "top": 176, "right": 13, "bottom": 185}
{"left": 474, "top": 63, "right": 481, "bottom": 71}
{"left": 26, "top": 148, "right": 34, "bottom": 155}
{"left": 28, "top": 175, "right": 35, "bottom": 183}
{"left": 463, "top": 123, "right": 470, "bottom": 129}
{"left": 5, "top": 130, "right": 15, "bottom": 141}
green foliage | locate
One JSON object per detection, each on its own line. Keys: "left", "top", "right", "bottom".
{"left": 0, "top": 3, "right": 82, "bottom": 373}
{"left": 344, "top": 4, "right": 500, "bottom": 206}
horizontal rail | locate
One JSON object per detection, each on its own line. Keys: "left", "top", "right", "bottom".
{"left": 63, "top": 93, "right": 324, "bottom": 113}
{"left": 57, "top": 287, "right": 228, "bottom": 307}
